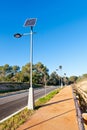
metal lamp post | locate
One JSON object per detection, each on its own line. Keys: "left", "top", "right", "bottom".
{"left": 59, "top": 65, "right": 62, "bottom": 88}
{"left": 14, "top": 18, "right": 37, "bottom": 110}
{"left": 64, "top": 73, "right": 66, "bottom": 86}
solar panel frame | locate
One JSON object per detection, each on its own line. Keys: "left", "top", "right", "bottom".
{"left": 24, "top": 18, "right": 37, "bottom": 27}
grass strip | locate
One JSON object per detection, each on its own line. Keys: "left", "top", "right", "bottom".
{"left": 35, "top": 89, "right": 60, "bottom": 108}
{"left": 0, "top": 88, "right": 60, "bottom": 130}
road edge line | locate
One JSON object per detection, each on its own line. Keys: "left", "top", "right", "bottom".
{"left": 0, "top": 106, "right": 27, "bottom": 123}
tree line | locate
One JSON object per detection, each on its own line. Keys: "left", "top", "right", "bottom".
{"left": 0, "top": 62, "right": 86, "bottom": 86}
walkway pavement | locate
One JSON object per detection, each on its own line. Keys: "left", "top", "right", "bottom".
{"left": 17, "top": 86, "right": 79, "bottom": 130}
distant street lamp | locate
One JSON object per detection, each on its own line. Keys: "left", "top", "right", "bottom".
{"left": 37, "top": 68, "right": 47, "bottom": 96}
{"left": 14, "top": 18, "right": 37, "bottom": 110}
{"left": 64, "top": 73, "right": 66, "bottom": 86}
{"left": 56, "top": 69, "right": 60, "bottom": 87}
{"left": 59, "top": 65, "right": 62, "bottom": 87}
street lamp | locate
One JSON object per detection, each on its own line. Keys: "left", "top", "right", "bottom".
{"left": 14, "top": 18, "right": 37, "bottom": 110}
{"left": 64, "top": 73, "right": 66, "bottom": 86}
{"left": 56, "top": 69, "right": 60, "bottom": 87}
{"left": 59, "top": 65, "right": 62, "bottom": 87}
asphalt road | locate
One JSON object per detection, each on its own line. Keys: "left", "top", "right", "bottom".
{"left": 0, "top": 86, "right": 58, "bottom": 121}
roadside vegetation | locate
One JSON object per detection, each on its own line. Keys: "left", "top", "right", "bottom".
{"left": 0, "top": 88, "right": 60, "bottom": 130}
{"left": 0, "top": 62, "right": 84, "bottom": 93}
{"left": 0, "top": 62, "right": 87, "bottom": 86}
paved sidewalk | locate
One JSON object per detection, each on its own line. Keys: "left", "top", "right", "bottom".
{"left": 17, "top": 86, "right": 79, "bottom": 130}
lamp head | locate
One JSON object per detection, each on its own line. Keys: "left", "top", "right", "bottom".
{"left": 14, "top": 33, "right": 22, "bottom": 38}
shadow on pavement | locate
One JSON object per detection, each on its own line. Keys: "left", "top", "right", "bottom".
{"left": 24, "top": 109, "right": 75, "bottom": 130}
{"left": 35, "top": 98, "right": 73, "bottom": 109}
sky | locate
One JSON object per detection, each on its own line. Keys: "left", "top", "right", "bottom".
{"left": 0, "top": 0, "right": 87, "bottom": 77}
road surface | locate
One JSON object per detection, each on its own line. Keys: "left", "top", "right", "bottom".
{"left": 0, "top": 86, "right": 57, "bottom": 121}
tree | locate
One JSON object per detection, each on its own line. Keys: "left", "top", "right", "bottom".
{"left": 3, "top": 64, "right": 12, "bottom": 76}
{"left": 82, "top": 74, "right": 87, "bottom": 78}
{"left": 12, "top": 65, "right": 20, "bottom": 74}
{"left": 21, "top": 63, "right": 30, "bottom": 82}
{"left": 47, "top": 71, "right": 60, "bottom": 85}
{"left": 34, "top": 62, "right": 49, "bottom": 85}
{"left": 59, "top": 65, "right": 62, "bottom": 70}
{"left": 69, "top": 76, "right": 78, "bottom": 84}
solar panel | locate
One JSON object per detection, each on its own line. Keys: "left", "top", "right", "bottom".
{"left": 24, "top": 18, "right": 37, "bottom": 27}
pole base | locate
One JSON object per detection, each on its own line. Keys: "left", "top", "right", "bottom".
{"left": 28, "top": 87, "right": 34, "bottom": 110}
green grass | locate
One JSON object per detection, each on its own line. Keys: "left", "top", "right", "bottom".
{"left": 0, "top": 109, "right": 34, "bottom": 130}
{"left": 35, "top": 89, "right": 60, "bottom": 108}
{"left": 0, "top": 88, "right": 60, "bottom": 130}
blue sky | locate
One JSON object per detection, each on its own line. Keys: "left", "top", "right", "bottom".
{"left": 0, "top": 0, "right": 87, "bottom": 77}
